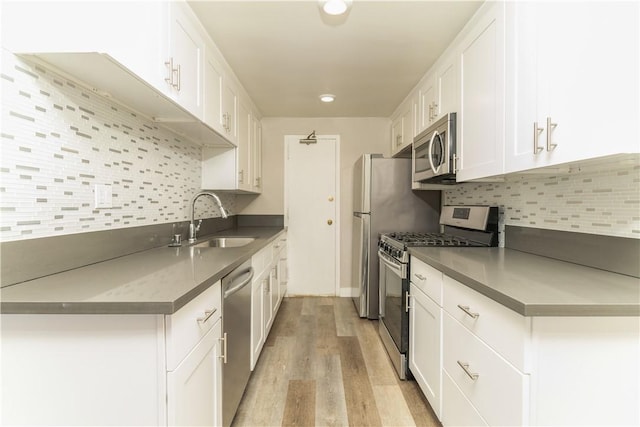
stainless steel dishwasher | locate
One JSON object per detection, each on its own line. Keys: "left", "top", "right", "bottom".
{"left": 222, "top": 259, "right": 254, "bottom": 427}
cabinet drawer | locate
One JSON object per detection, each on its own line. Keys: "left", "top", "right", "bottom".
{"left": 166, "top": 281, "right": 222, "bottom": 371}
{"left": 443, "top": 313, "right": 529, "bottom": 426}
{"left": 443, "top": 275, "right": 530, "bottom": 371}
{"left": 442, "top": 370, "right": 488, "bottom": 427}
{"left": 410, "top": 257, "right": 443, "bottom": 305}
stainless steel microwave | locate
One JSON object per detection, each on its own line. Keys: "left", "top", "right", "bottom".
{"left": 412, "top": 112, "right": 457, "bottom": 184}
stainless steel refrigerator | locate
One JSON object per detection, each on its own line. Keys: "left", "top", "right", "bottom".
{"left": 351, "top": 154, "right": 440, "bottom": 319}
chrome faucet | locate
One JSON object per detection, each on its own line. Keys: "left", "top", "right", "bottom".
{"left": 188, "top": 191, "right": 229, "bottom": 243}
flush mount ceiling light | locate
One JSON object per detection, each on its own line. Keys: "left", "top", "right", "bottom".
{"left": 319, "top": 94, "right": 335, "bottom": 103}
{"left": 319, "top": 0, "right": 352, "bottom": 16}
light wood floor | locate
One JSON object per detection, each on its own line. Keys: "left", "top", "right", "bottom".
{"left": 232, "top": 297, "right": 441, "bottom": 427}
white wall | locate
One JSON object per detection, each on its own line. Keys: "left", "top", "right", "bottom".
{"left": 239, "top": 117, "right": 390, "bottom": 292}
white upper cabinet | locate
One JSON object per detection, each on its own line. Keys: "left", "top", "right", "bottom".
{"left": 203, "top": 48, "right": 238, "bottom": 146}
{"left": 237, "top": 100, "right": 252, "bottom": 192}
{"left": 434, "top": 52, "right": 458, "bottom": 122}
{"left": 505, "top": 1, "right": 640, "bottom": 173}
{"left": 456, "top": 1, "right": 505, "bottom": 182}
{"left": 166, "top": 2, "right": 204, "bottom": 119}
{"left": 391, "top": 96, "right": 414, "bottom": 156}
{"left": 1, "top": 1, "right": 257, "bottom": 149}
{"left": 252, "top": 116, "right": 263, "bottom": 193}
{"left": 418, "top": 71, "right": 437, "bottom": 134}
{"left": 416, "top": 50, "right": 459, "bottom": 136}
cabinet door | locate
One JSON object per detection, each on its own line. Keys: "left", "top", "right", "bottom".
{"left": 409, "top": 284, "right": 442, "bottom": 419}
{"left": 203, "top": 50, "right": 225, "bottom": 137}
{"left": 418, "top": 75, "right": 436, "bottom": 133}
{"left": 457, "top": 2, "right": 505, "bottom": 182}
{"left": 263, "top": 276, "right": 273, "bottom": 335}
{"left": 251, "top": 117, "right": 263, "bottom": 193}
{"left": 167, "top": 2, "right": 203, "bottom": 118}
{"left": 506, "top": 1, "right": 640, "bottom": 173}
{"left": 251, "top": 278, "right": 264, "bottom": 370}
{"left": 222, "top": 80, "right": 238, "bottom": 145}
{"left": 269, "top": 267, "right": 279, "bottom": 328}
{"left": 167, "top": 320, "right": 222, "bottom": 427}
{"left": 538, "top": 1, "right": 639, "bottom": 165}
{"left": 435, "top": 55, "right": 458, "bottom": 122}
{"left": 237, "top": 101, "right": 251, "bottom": 191}
{"left": 391, "top": 115, "right": 404, "bottom": 154}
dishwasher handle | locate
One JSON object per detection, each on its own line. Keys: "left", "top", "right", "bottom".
{"left": 223, "top": 267, "right": 254, "bottom": 298}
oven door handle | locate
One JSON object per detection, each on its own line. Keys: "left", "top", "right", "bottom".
{"left": 378, "top": 250, "right": 407, "bottom": 279}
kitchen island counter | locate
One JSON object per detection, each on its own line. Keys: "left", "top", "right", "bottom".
{"left": 409, "top": 247, "right": 640, "bottom": 316}
{"left": 0, "top": 227, "right": 285, "bottom": 315}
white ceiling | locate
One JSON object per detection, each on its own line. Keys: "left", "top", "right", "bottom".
{"left": 188, "top": 1, "right": 482, "bottom": 118}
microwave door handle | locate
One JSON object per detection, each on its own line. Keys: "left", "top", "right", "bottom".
{"left": 427, "top": 130, "right": 440, "bottom": 174}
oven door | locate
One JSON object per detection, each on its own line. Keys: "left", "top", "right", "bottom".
{"left": 378, "top": 250, "right": 408, "bottom": 354}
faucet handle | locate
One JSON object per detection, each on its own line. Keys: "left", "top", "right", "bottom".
{"left": 195, "top": 219, "right": 202, "bottom": 232}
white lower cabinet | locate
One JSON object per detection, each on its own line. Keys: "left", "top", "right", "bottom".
{"left": 408, "top": 282, "right": 442, "bottom": 419}
{"left": 442, "top": 370, "right": 488, "bottom": 427}
{"left": 167, "top": 319, "right": 223, "bottom": 426}
{"left": 0, "top": 280, "right": 224, "bottom": 426}
{"left": 410, "top": 257, "right": 640, "bottom": 426}
{"left": 250, "top": 232, "right": 288, "bottom": 370}
{"left": 251, "top": 271, "right": 266, "bottom": 370}
{"left": 443, "top": 311, "right": 528, "bottom": 426}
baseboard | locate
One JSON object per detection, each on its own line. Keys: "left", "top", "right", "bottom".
{"left": 339, "top": 287, "right": 358, "bottom": 298}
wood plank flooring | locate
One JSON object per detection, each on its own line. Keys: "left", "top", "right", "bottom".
{"left": 232, "top": 297, "right": 441, "bottom": 427}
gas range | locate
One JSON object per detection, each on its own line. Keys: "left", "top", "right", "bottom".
{"left": 379, "top": 206, "right": 499, "bottom": 262}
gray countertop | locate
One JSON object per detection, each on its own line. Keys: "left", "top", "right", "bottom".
{"left": 0, "top": 227, "right": 285, "bottom": 315}
{"left": 409, "top": 247, "right": 640, "bottom": 316}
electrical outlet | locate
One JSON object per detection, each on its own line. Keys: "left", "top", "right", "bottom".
{"left": 94, "top": 184, "right": 113, "bottom": 209}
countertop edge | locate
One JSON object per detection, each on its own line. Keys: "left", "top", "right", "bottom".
{"left": 409, "top": 248, "right": 640, "bottom": 317}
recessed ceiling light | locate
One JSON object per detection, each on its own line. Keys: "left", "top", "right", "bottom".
{"left": 320, "top": 0, "right": 352, "bottom": 16}
{"left": 319, "top": 94, "right": 335, "bottom": 103}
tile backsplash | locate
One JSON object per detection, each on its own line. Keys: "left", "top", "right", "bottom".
{"left": 445, "top": 165, "right": 640, "bottom": 246}
{"left": 0, "top": 52, "right": 235, "bottom": 242}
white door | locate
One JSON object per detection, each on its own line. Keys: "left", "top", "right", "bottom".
{"left": 285, "top": 135, "right": 339, "bottom": 296}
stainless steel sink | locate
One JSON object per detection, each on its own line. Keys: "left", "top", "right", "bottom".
{"left": 192, "top": 237, "right": 256, "bottom": 248}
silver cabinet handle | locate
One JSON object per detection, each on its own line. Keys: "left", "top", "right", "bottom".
{"left": 164, "top": 58, "right": 179, "bottom": 90}
{"left": 175, "top": 64, "right": 181, "bottom": 92}
{"left": 196, "top": 307, "right": 217, "bottom": 324}
{"left": 457, "top": 360, "right": 479, "bottom": 380}
{"left": 164, "top": 58, "right": 173, "bottom": 86}
{"left": 415, "top": 273, "right": 426, "bottom": 281}
{"left": 238, "top": 169, "right": 244, "bottom": 184}
{"left": 432, "top": 102, "right": 438, "bottom": 120}
{"left": 396, "top": 133, "right": 402, "bottom": 147}
{"left": 457, "top": 304, "right": 479, "bottom": 319}
{"left": 546, "top": 117, "right": 557, "bottom": 151}
{"left": 219, "top": 332, "right": 227, "bottom": 364}
{"left": 533, "top": 122, "right": 544, "bottom": 154}
{"left": 405, "top": 292, "right": 411, "bottom": 313}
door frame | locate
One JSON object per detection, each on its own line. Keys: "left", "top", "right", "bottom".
{"left": 284, "top": 135, "right": 341, "bottom": 296}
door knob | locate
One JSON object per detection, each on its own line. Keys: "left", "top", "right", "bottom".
{"left": 327, "top": 219, "right": 333, "bottom": 225}
{"left": 328, "top": 196, "right": 334, "bottom": 202}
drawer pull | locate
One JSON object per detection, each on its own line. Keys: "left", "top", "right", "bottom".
{"left": 457, "top": 304, "right": 479, "bottom": 319}
{"left": 219, "top": 332, "right": 228, "bottom": 364}
{"left": 196, "top": 308, "right": 218, "bottom": 324}
{"left": 457, "top": 360, "right": 479, "bottom": 381}
{"left": 414, "top": 273, "right": 426, "bottom": 281}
